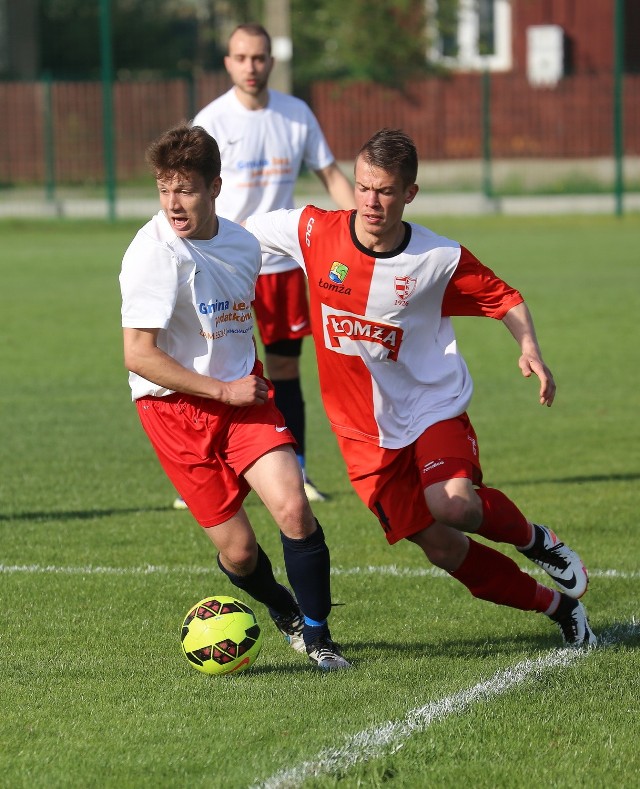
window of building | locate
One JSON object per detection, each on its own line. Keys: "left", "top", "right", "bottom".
{"left": 428, "top": 0, "right": 512, "bottom": 72}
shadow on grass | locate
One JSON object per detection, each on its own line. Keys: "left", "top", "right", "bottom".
{"left": 500, "top": 472, "right": 640, "bottom": 487}
{"left": 343, "top": 619, "right": 640, "bottom": 663}
{"left": 232, "top": 620, "right": 640, "bottom": 676}
{"left": 0, "top": 506, "right": 171, "bottom": 523}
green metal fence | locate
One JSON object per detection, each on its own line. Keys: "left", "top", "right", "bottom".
{"left": 1, "top": 68, "right": 638, "bottom": 220}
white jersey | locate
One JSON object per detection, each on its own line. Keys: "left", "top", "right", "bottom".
{"left": 192, "top": 88, "right": 335, "bottom": 274}
{"left": 120, "top": 211, "right": 260, "bottom": 400}
{"left": 246, "top": 207, "right": 523, "bottom": 449}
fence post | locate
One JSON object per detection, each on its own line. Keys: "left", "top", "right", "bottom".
{"left": 613, "top": 0, "right": 625, "bottom": 217}
{"left": 99, "top": 0, "right": 116, "bottom": 222}
{"left": 43, "top": 71, "right": 56, "bottom": 204}
{"left": 186, "top": 72, "right": 197, "bottom": 121}
{"left": 482, "top": 69, "right": 493, "bottom": 199}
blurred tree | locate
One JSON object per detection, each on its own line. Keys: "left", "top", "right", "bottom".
{"left": 37, "top": 0, "right": 456, "bottom": 88}
{"left": 291, "top": 0, "right": 447, "bottom": 95}
{"left": 38, "top": 0, "right": 250, "bottom": 78}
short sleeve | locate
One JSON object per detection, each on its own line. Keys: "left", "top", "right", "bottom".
{"left": 441, "top": 246, "right": 523, "bottom": 319}
{"left": 120, "top": 235, "right": 179, "bottom": 329}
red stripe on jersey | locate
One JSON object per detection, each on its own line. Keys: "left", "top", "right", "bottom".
{"left": 442, "top": 246, "right": 523, "bottom": 319}
{"left": 297, "top": 206, "right": 382, "bottom": 441}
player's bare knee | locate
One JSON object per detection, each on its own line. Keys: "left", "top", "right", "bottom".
{"left": 271, "top": 495, "right": 312, "bottom": 539}
{"left": 219, "top": 546, "right": 257, "bottom": 575}
{"left": 414, "top": 531, "right": 469, "bottom": 572}
{"left": 428, "top": 496, "right": 482, "bottom": 531}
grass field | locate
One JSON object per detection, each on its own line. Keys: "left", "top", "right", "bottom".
{"left": 1, "top": 215, "right": 639, "bottom": 788}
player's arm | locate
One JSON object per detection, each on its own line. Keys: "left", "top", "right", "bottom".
{"left": 501, "top": 302, "right": 556, "bottom": 407}
{"left": 314, "top": 161, "right": 356, "bottom": 210}
{"left": 442, "top": 245, "right": 555, "bottom": 406}
{"left": 122, "top": 327, "right": 268, "bottom": 406}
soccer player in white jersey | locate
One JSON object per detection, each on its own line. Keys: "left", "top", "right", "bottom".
{"left": 245, "top": 128, "right": 596, "bottom": 649}
{"left": 188, "top": 23, "right": 355, "bottom": 508}
{"left": 119, "top": 124, "right": 349, "bottom": 670}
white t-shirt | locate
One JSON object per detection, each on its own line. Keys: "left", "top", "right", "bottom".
{"left": 246, "top": 207, "right": 523, "bottom": 449}
{"left": 120, "top": 211, "right": 260, "bottom": 400}
{"left": 193, "top": 88, "right": 335, "bottom": 274}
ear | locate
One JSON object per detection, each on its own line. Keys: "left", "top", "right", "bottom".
{"left": 404, "top": 184, "right": 419, "bottom": 204}
{"left": 211, "top": 176, "right": 222, "bottom": 200}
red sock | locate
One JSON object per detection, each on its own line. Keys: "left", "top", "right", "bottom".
{"left": 450, "top": 539, "right": 555, "bottom": 612}
{"left": 475, "top": 487, "right": 532, "bottom": 547}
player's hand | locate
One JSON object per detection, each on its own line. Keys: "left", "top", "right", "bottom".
{"left": 518, "top": 355, "right": 556, "bottom": 407}
{"left": 219, "top": 375, "right": 269, "bottom": 407}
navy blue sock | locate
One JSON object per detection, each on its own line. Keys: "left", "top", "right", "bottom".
{"left": 272, "top": 377, "right": 305, "bottom": 457}
{"left": 216, "top": 545, "right": 297, "bottom": 617}
{"left": 280, "top": 520, "right": 331, "bottom": 627}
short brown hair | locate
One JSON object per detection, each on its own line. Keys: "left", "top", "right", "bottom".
{"left": 356, "top": 128, "right": 418, "bottom": 188}
{"left": 228, "top": 23, "right": 271, "bottom": 55}
{"left": 145, "top": 124, "right": 221, "bottom": 186}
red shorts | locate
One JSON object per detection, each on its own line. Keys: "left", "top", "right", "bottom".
{"left": 253, "top": 268, "right": 312, "bottom": 346}
{"left": 335, "top": 413, "right": 483, "bottom": 545}
{"left": 136, "top": 378, "right": 294, "bottom": 528}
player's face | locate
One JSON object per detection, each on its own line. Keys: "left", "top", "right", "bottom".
{"left": 156, "top": 170, "right": 222, "bottom": 240}
{"left": 225, "top": 31, "right": 273, "bottom": 103}
{"left": 353, "top": 157, "right": 418, "bottom": 251}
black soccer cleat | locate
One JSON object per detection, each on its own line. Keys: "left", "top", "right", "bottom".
{"left": 549, "top": 594, "right": 597, "bottom": 648}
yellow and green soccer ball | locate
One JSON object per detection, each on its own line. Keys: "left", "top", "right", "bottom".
{"left": 180, "top": 596, "right": 262, "bottom": 675}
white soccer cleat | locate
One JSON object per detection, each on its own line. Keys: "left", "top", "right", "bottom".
{"left": 519, "top": 523, "right": 588, "bottom": 598}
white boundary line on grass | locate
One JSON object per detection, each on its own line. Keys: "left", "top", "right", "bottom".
{"left": 0, "top": 563, "right": 638, "bottom": 581}
{"left": 252, "top": 622, "right": 638, "bottom": 789}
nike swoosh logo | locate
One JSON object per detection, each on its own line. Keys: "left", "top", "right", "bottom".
{"left": 290, "top": 321, "right": 308, "bottom": 332}
{"left": 227, "top": 139, "right": 242, "bottom": 145}
{"left": 275, "top": 426, "right": 288, "bottom": 432}
{"left": 557, "top": 573, "right": 577, "bottom": 589}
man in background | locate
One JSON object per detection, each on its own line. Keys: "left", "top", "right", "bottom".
{"left": 177, "top": 22, "right": 355, "bottom": 510}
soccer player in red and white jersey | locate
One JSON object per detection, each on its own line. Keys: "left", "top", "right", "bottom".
{"left": 245, "top": 128, "right": 596, "bottom": 649}
{"left": 119, "top": 125, "right": 349, "bottom": 670}
{"left": 189, "top": 23, "right": 355, "bottom": 506}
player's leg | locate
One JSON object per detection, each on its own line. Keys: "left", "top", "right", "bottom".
{"left": 408, "top": 523, "right": 596, "bottom": 648}
{"left": 262, "top": 343, "right": 307, "bottom": 475}
{"left": 474, "top": 487, "right": 589, "bottom": 598}
{"left": 419, "top": 415, "right": 588, "bottom": 599}
{"left": 136, "top": 393, "right": 305, "bottom": 635}
{"left": 243, "top": 445, "right": 349, "bottom": 669}
{"left": 254, "top": 269, "right": 327, "bottom": 502}
{"left": 334, "top": 430, "right": 595, "bottom": 648}
{"left": 203, "top": 506, "right": 300, "bottom": 619}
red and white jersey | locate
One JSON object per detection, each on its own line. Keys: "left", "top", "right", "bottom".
{"left": 246, "top": 207, "right": 523, "bottom": 449}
